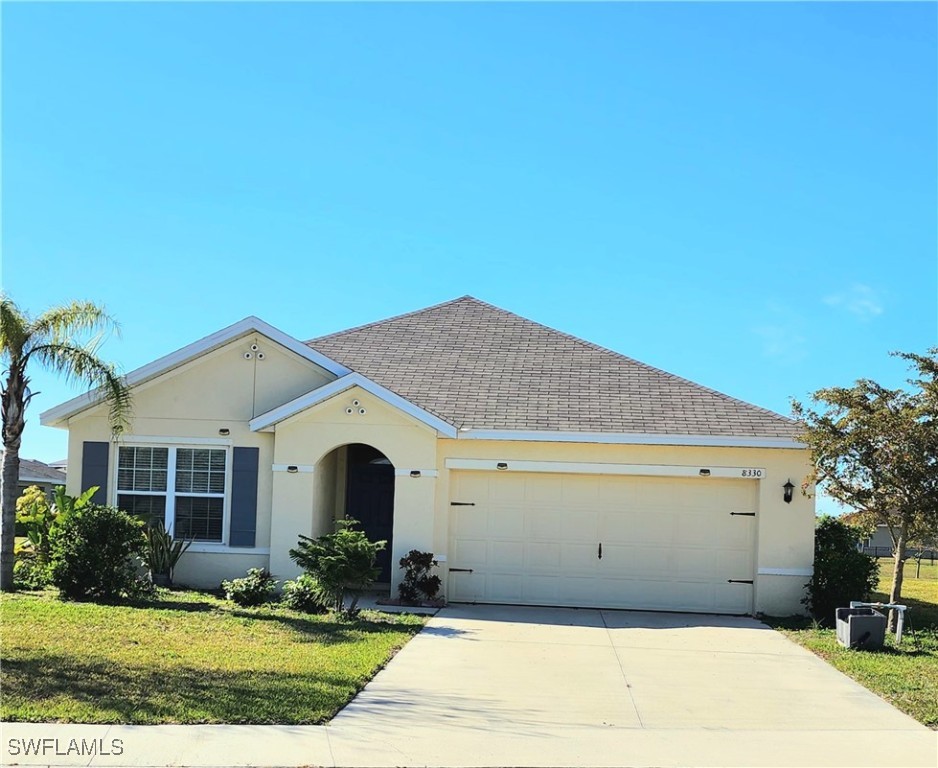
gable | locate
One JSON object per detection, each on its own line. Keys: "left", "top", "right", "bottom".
{"left": 41, "top": 317, "right": 347, "bottom": 429}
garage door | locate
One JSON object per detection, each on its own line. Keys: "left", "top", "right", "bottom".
{"left": 448, "top": 470, "right": 757, "bottom": 614}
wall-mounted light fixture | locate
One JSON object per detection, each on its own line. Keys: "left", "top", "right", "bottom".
{"left": 218, "top": 428, "right": 230, "bottom": 436}
{"left": 287, "top": 465, "right": 299, "bottom": 474}
{"left": 699, "top": 468, "right": 711, "bottom": 477}
{"left": 783, "top": 479, "right": 795, "bottom": 504}
{"left": 496, "top": 462, "right": 508, "bottom": 471}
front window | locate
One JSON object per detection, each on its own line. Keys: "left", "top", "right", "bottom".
{"left": 117, "top": 445, "right": 227, "bottom": 542}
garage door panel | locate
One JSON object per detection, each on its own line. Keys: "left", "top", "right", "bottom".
{"left": 453, "top": 507, "right": 487, "bottom": 537}
{"left": 450, "top": 571, "right": 484, "bottom": 602}
{"left": 488, "top": 573, "right": 523, "bottom": 602}
{"left": 448, "top": 471, "right": 756, "bottom": 614}
{"left": 491, "top": 540, "right": 524, "bottom": 568}
{"left": 562, "top": 510, "right": 599, "bottom": 541}
{"left": 525, "top": 541, "right": 561, "bottom": 569}
{"left": 489, "top": 506, "right": 525, "bottom": 538}
{"left": 562, "top": 542, "right": 601, "bottom": 571}
{"left": 452, "top": 537, "right": 488, "bottom": 566}
{"left": 524, "top": 574, "right": 562, "bottom": 602}
{"left": 528, "top": 506, "right": 563, "bottom": 539}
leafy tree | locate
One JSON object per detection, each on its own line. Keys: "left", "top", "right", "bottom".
{"left": 289, "top": 518, "right": 386, "bottom": 614}
{"left": 0, "top": 297, "right": 131, "bottom": 591}
{"left": 792, "top": 349, "right": 938, "bottom": 628}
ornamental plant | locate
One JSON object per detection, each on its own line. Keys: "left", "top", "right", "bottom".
{"left": 398, "top": 550, "right": 442, "bottom": 604}
{"left": 289, "top": 518, "right": 385, "bottom": 614}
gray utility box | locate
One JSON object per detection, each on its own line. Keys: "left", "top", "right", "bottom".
{"left": 836, "top": 607, "right": 886, "bottom": 650}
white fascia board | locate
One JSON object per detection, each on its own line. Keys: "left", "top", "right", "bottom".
{"left": 39, "top": 316, "right": 351, "bottom": 428}
{"left": 444, "top": 458, "right": 765, "bottom": 480}
{"left": 455, "top": 429, "right": 804, "bottom": 450}
{"left": 249, "top": 372, "right": 458, "bottom": 438}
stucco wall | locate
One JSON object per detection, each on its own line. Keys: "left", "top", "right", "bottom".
{"left": 63, "top": 332, "right": 337, "bottom": 561}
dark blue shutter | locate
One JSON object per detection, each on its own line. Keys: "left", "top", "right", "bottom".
{"left": 229, "top": 447, "right": 259, "bottom": 547}
{"left": 81, "top": 441, "right": 109, "bottom": 504}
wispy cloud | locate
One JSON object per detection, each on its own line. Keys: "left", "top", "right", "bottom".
{"left": 823, "top": 283, "right": 884, "bottom": 320}
{"left": 752, "top": 323, "right": 808, "bottom": 364}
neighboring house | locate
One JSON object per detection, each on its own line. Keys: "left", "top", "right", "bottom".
{"left": 2, "top": 453, "right": 68, "bottom": 499}
{"left": 40, "top": 296, "right": 814, "bottom": 616}
{"left": 861, "top": 524, "right": 937, "bottom": 559}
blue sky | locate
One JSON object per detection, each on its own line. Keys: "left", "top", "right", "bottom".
{"left": 3, "top": 3, "right": 936, "bottom": 515}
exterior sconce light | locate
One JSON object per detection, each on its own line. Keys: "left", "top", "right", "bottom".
{"left": 699, "top": 468, "right": 711, "bottom": 477}
{"left": 218, "top": 428, "right": 230, "bottom": 436}
{"left": 287, "top": 465, "right": 299, "bottom": 474}
{"left": 783, "top": 479, "right": 795, "bottom": 504}
{"left": 496, "top": 462, "right": 508, "bottom": 471}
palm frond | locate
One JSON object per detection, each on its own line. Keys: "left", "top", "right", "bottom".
{"left": 30, "top": 341, "right": 133, "bottom": 435}
{"left": 28, "top": 301, "right": 120, "bottom": 348}
{"left": 0, "top": 296, "right": 31, "bottom": 361}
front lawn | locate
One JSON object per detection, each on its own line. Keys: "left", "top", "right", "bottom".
{"left": 0, "top": 589, "right": 426, "bottom": 724}
{"left": 769, "top": 557, "right": 938, "bottom": 729}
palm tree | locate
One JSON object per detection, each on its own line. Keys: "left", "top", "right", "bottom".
{"left": 0, "top": 297, "right": 131, "bottom": 591}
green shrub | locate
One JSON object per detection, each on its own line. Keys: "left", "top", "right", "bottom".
{"left": 803, "top": 515, "right": 879, "bottom": 626}
{"left": 289, "top": 518, "right": 385, "bottom": 614}
{"left": 48, "top": 503, "right": 147, "bottom": 601}
{"left": 282, "top": 573, "right": 328, "bottom": 613}
{"left": 398, "top": 550, "right": 442, "bottom": 604}
{"left": 13, "top": 550, "right": 50, "bottom": 590}
{"left": 222, "top": 568, "right": 278, "bottom": 607}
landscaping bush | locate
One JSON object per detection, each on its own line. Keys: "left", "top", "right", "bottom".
{"left": 282, "top": 573, "right": 328, "bottom": 613}
{"left": 143, "top": 520, "right": 191, "bottom": 587}
{"left": 48, "top": 504, "right": 148, "bottom": 601}
{"left": 222, "top": 568, "right": 278, "bottom": 607}
{"left": 803, "top": 515, "right": 879, "bottom": 626}
{"left": 289, "top": 518, "right": 385, "bottom": 614}
{"left": 13, "top": 550, "right": 50, "bottom": 590}
{"left": 398, "top": 550, "right": 442, "bottom": 604}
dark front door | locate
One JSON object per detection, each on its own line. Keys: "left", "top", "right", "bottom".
{"left": 346, "top": 458, "right": 395, "bottom": 583}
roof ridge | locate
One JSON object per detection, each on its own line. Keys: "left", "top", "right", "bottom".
{"left": 306, "top": 295, "right": 481, "bottom": 344}
{"left": 456, "top": 301, "right": 795, "bottom": 425}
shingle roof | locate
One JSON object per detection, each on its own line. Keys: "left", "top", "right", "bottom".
{"left": 307, "top": 296, "right": 798, "bottom": 439}
{"left": 4, "top": 454, "right": 68, "bottom": 484}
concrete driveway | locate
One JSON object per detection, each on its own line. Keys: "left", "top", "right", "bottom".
{"left": 328, "top": 604, "right": 936, "bottom": 767}
{"left": 5, "top": 604, "right": 935, "bottom": 768}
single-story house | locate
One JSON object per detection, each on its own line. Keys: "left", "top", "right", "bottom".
{"left": 40, "top": 296, "right": 814, "bottom": 616}
{"left": 3, "top": 453, "right": 68, "bottom": 499}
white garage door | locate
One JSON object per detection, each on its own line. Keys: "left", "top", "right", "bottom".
{"left": 448, "top": 471, "right": 757, "bottom": 614}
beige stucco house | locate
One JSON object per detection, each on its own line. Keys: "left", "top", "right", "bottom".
{"left": 41, "top": 296, "right": 814, "bottom": 616}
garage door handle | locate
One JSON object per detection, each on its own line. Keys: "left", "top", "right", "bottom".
{"left": 727, "top": 579, "right": 754, "bottom": 584}
{"left": 730, "top": 512, "right": 756, "bottom": 517}
{"left": 450, "top": 568, "right": 474, "bottom": 573}
{"left": 598, "top": 542, "right": 603, "bottom": 560}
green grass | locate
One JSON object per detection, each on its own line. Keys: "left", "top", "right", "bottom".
{"left": 768, "top": 557, "right": 938, "bottom": 729}
{"left": 0, "top": 589, "right": 426, "bottom": 724}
